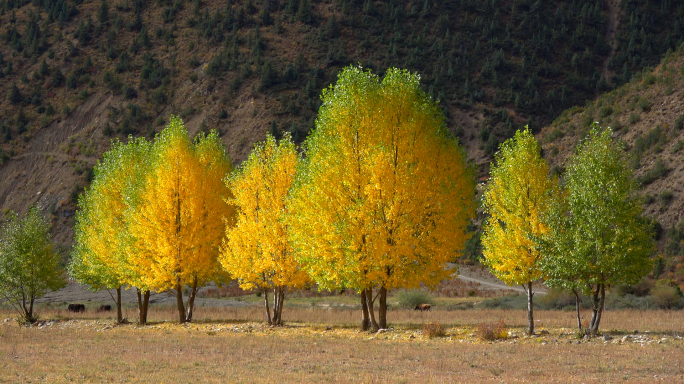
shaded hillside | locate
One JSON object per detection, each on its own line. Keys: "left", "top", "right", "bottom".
{"left": 539, "top": 43, "right": 684, "bottom": 287}
{"left": 0, "top": 0, "right": 683, "bottom": 249}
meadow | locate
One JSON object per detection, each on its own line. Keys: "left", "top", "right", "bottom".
{"left": 1, "top": 304, "right": 683, "bottom": 383}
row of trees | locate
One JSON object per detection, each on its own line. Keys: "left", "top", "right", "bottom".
{"left": 2, "top": 66, "right": 654, "bottom": 334}
{"left": 482, "top": 127, "right": 654, "bottom": 335}
{"left": 70, "top": 66, "right": 475, "bottom": 330}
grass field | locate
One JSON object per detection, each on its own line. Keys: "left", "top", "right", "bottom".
{"left": 1, "top": 305, "right": 683, "bottom": 383}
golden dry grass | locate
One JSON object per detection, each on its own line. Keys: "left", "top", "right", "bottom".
{"left": 1, "top": 307, "right": 683, "bottom": 383}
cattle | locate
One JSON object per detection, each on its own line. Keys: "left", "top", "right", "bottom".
{"left": 67, "top": 304, "right": 86, "bottom": 312}
{"left": 97, "top": 305, "right": 112, "bottom": 312}
{"left": 414, "top": 303, "right": 431, "bottom": 312}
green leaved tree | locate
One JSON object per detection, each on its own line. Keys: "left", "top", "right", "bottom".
{"left": 542, "top": 126, "right": 654, "bottom": 335}
{"left": 0, "top": 207, "right": 66, "bottom": 324}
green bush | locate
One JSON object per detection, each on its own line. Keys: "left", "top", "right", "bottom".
{"left": 651, "top": 285, "right": 684, "bottom": 309}
{"left": 395, "top": 290, "right": 434, "bottom": 309}
{"left": 629, "top": 113, "right": 640, "bottom": 125}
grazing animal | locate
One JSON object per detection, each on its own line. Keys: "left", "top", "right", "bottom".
{"left": 67, "top": 304, "right": 86, "bottom": 312}
{"left": 97, "top": 305, "right": 112, "bottom": 312}
{"left": 414, "top": 304, "right": 431, "bottom": 312}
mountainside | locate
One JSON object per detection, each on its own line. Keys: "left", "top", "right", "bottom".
{"left": 0, "top": 0, "right": 683, "bottom": 253}
{"left": 539, "top": 44, "right": 684, "bottom": 286}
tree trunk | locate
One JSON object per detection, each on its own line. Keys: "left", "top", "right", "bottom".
{"left": 264, "top": 288, "right": 272, "bottom": 325}
{"left": 142, "top": 290, "right": 149, "bottom": 324}
{"left": 116, "top": 286, "right": 123, "bottom": 324}
{"left": 525, "top": 281, "right": 534, "bottom": 335}
{"left": 272, "top": 287, "right": 285, "bottom": 326}
{"left": 589, "top": 284, "right": 605, "bottom": 335}
{"left": 360, "top": 289, "right": 370, "bottom": 331}
{"left": 175, "top": 279, "right": 187, "bottom": 324}
{"left": 364, "top": 288, "right": 379, "bottom": 332}
{"left": 28, "top": 296, "right": 35, "bottom": 323}
{"left": 378, "top": 286, "right": 388, "bottom": 329}
{"left": 137, "top": 288, "right": 150, "bottom": 325}
{"left": 185, "top": 276, "right": 198, "bottom": 322}
{"left": 572, "top": 288, "right": 582, "bottom": 333}
{"left": 589, "top": 285, "right": 599, "bottom": 334}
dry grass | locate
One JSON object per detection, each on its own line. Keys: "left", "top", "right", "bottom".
{"left": 5, "top": 305, "right": 684, "bottom": 333}
{"left": 1, "top": 313, "right": 683, "bottom": 383}
{"left": 477, "top": 320, "right": 508, "bottom": 341}
{"left": 421, "top": 322, "right": 446, "bottom": 338}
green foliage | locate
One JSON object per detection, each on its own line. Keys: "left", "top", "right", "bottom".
{"left": 542, "top": 126, "right": 654, "bottom": 333}
{"left": 395, "top": 290, "right": 434, "bottom": 310}
{"left": 0, "top": 207, "right": 66, "bottom": 324}
{"left": 638, "top": 158, "right": 668, "bottom": 186}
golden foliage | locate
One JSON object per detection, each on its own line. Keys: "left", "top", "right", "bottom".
{"left": 220, "top": 134, "right": 309, "bottom": 291}
{"left": 127, "top": 116, "right": 233, "bottom": 293}
{"left": 481, "top": 128, "right": 555, "bottom": 286}
{"left": 288, "top": 67, "right": 475, "bottom": 293}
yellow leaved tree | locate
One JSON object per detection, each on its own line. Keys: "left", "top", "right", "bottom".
{"left": 220, "top": 133, "right": 309, "bottom": 326}
{"left": 70, "top": 137, "right": 152, "bottom": 324}
{"left": 288, "top": 66, "right": 475, "bottom": 331}
{"left": 127, "top": 116, "right": 234, "bottom": 323}
{"left": 481, "top": 128, "right": 556, "bottom": 335}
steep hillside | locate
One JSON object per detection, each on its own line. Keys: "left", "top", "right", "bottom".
{"left": 539, "top": 43, "right": 684, "bottom": 286}
{"left": 0, "top": 0, "right": 683, "bottom": 250}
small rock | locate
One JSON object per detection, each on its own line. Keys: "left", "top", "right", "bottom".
{"left": 539, "top": 330, "right": 550, "bottom": 335}
{"left": 325, "top": 326, "right": 332, "bottom": 331}
{"left": 409, "top": 335, "right": 415, "bottom": 339}
{"left": 583, "top": 334, "right": 591, "bottom": 340}
{"left": 633, "top": 330, "right": 639, "bottom": 334}
{"left": 602, "top": 335, "right": 613, "bottom": 341}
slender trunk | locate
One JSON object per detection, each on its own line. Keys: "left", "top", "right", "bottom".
{"left": 589, "top": 285, "right": 600, "bottom": 334}
{"left": 264, "top": 288, "right": 272, "bottom": 325}
{"left": 365, "top": 288, "right": 379, "bottom": 332}
{"left": 525, "top": 282, "right": 534, "bottom": 335}
{"left": 590, "top": 284, "right": 605, "bottom": 335}
{"left": 278, "top": 289, "right": 285, "bottom": 325}
{"left": 185, "top": 276, "right": 198, "bottom": 322}
{"left": 28, "top": 296, "right": 34, "bottom": 323}
{"left": 360, "top": 289, "right": 370, "bottom": 331}
{"left": 137, "top": 289, "right": 146, "bottom": 325}
{"left": 572, "top": 288, "right": 582, "bottom": 333}
{"left": 175, "top": 279, "right": 186, "bottom": 324}
{"left": 272, "top": 287, "right": 285, "bottom": 326}
{"left": 114, "top": 286, "right": 122, "bottom": 323}
{"left": 142, "top": 291, "right": 149, "bottom": 324}
{"left": 378, "top": 286, "right": 388, "bottom": 329}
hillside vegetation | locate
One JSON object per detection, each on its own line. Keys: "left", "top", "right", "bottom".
{"left": 540, "top": 44, "right": 684, "bottom": 289}
{"left": 0, "top": 0, "right": 683, "bottom": 247}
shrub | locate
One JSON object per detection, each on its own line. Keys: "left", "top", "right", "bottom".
{"left": 651, "top": 284, "right": 684, "bottom": 309}
{"left": 545, "top": 127, "right": 564, "bottom": 143}
{"left": 629, "top": 113, "right": 640, "bottom": 125}
{"left": 395, "top": 289, "right": 434, "bottom": 309}
{"left": 476, "top": 320, "right": 507, "bottom": 340}
{"left": 638, "top": 158, "right": 668, "bottom": 185}
{"left": 658, "top": 190, "right": 674, "bottom": 204}
{"left": 637, "top": 97, "right": 652, "bottom": 112}
{"left": 675, "top": 115, "right": 684, "bottom": 131}
{"left": 643, "top": 194, "right": 655, "bottom": 204}
{"left": 598, "top": 106, "right": 613, "bottom": 118}
{"left": 422, "top": 322, "right": 446, "bottom": 338}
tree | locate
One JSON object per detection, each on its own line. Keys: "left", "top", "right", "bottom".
{"left": 542, "top": 126, "right": 654, "bottom": 335}
{"left": 220, "top": 133, "right": 309, "bottom": 326}
{"left": 481, "top": 128, "right": 555, "bottom": 335}
{"left": 69, "top": 137, "right": 151, "bottom": 324}
{"left": 127, "top": 116, "right": 234, "bottom": 323}
{"left": 0, "top": 207, "right": 66, "bottom": 324}
{"left": 288, "top": 66, "right": 475, "bottom": 331}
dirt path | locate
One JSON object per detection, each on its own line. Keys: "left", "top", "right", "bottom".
{"left": 601, "top": 0, "right": 621, "bottom": 84}
{"left": 456, "top": 265, "right": 547, "bottom": 295}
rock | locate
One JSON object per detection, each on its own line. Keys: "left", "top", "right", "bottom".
{"left": 602, "top": 335, "right": 613, "bottom": 341}
{"left": 409, "top": 335, "right": 416, "bottom": 339}
{"left": 325, "top": 326, "right": 332, "bottom": 331}
{"left": 583, "top": 334, "right": 591, "bottom": 340}
{"left": 539, "top": 330, "right": 550, "bottom": 335}
{"left": 633, "top": 330, "right": 639, "bottom": 334}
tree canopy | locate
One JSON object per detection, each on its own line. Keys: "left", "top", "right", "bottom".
{"left": 288, "top": 66, "right": 475, "bottom": 331}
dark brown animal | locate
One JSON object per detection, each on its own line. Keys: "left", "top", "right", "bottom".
{"left": 414, "top": 304, "right": 431, "bottom": 312}
{"left": 67, "top": 304, "right": 86, "bottom": 312}
{"left": 97, "top": 305, "right": 112, "bottom": 312}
